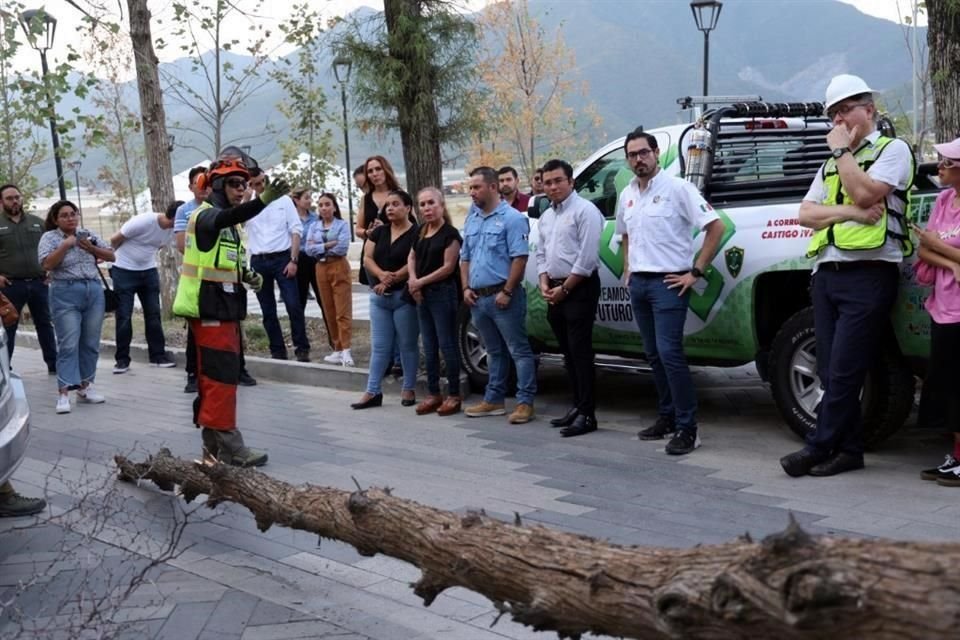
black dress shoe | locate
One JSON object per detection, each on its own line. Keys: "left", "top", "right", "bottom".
{"left": 401, "top": 395, "right": 417, "bottom": 407}
{"left": 809, "top": 452, "right": 865, "bottom": 477}
{"left": 550, "top": 407, "right": 579, "bottom": 428}
{"left": 351, "top": 393, "right": 383, "bottom": 410}
{"left": 560, "top": 415, "right": 597, "bottom": 438}
{"left": 779, "top": 449, "right": 828, "bottom": 477}
{"left": 238, "top": 371, "right": 257, "bottom": 386}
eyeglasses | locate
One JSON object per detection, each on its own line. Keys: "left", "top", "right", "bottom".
{"left": 939, "top": 156, "right": 959, "bottom": 169}
{"left": 826, "top": 102, "right": 869, "bottom": 120}
{"left": 225, "top": 178, "right": 248, "bottom": 189}
{"left": 626, "top": 149, "right": 655, "bottom": 160}
{"left": 58, "top": 210, "right": 79, "bottom": 218}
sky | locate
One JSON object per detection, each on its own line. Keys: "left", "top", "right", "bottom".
{"left": 10, "top": 0, "right": 925, "bottom": 76}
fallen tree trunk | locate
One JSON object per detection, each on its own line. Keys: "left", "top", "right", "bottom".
{"left": 115, "top": 449, "right": 960, "bottom": 639}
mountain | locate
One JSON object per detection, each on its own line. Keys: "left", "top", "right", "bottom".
{"left": 37, "top": 0, "right": 924, "bottom": 190}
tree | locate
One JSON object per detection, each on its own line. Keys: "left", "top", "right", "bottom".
{"left": 334, "top": 0, "right": 485, "bottom": 197}
{"left": 927, "top": 0, "right": 960, "bottom": 141}
{"left": 2, "top": 4, "right": 96, "bottom": 200}
{"left": 472, "top": 0, "right": 602, "bottom": 182}
{"left": 895, "top": 0, "right": 932, "bottom": 155}
{"left": 83, "top": 20, "right": 146, "bottom": 223}
{"left": 270, "top": 5, "right": 337, "bottom": 191}
{"left": 160, "top": 0, "right": 275, "bottom": 158}
{"left": 0, "top": 10, "right": 45, "bottom": 196}
{"left": 118, "top": 449, "right": 960, "bottom": 640}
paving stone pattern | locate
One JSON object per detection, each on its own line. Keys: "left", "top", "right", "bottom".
{"left": 1, "top": 347, "right": 955, "bottom": 639}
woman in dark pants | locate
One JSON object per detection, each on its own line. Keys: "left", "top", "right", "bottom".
{"left": 290, "top": 187, "right": 330, "bottom": 344}
{"left": 407, "top": 187, "right": 462, "bottom": 416}
{"left": 914, "top": 136, "right": 960, "bottom": 487}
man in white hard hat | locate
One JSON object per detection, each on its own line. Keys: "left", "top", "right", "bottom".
{"left": 780, "top": 74, "right": 915, "bottom": 478}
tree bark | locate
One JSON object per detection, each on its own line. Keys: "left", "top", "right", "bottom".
{"left": 127, "top": 0, "right": 178, "bottom": 318}
{"left": 928, "top": 0, "right": 960, "bottom": 141}
{"left": 383, "top": 0, "right": 442, "bottom": 204}
{"left": 115, "top": 450, "right": 960, "bottom": 640}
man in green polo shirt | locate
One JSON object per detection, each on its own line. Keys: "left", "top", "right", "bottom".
{"left": 0, "top": 184, "right": 57, "bottom": 372}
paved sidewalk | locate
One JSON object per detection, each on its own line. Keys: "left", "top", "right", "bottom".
{"left": 1, "top": 347, "right": 955, "bottom": 639}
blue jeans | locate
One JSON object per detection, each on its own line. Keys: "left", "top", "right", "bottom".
{"left": 49, "top": 280, "right": 105, "bottom": 390}
{"left": 251, "top": 253, "right": 309, "bottom": 357}
{"left": 808, "top": 262, "right": 899, "bottom": 457}
{"left": 366, "top": 291, "right": 419, "bottom": 395}
{"left": 629, "top": 273, "right": 696, "bottom": 431}
{"left": 417, "top": 280, "right": 460, "bottom": 396}
{"left": 470, "top": 291, "right": 536, "bottom": 405}
{"left": 110, "top": 266, "right": 166, "bottom": 364}
{"left": 1, "top": 277, "right": 57, "bottom": 369}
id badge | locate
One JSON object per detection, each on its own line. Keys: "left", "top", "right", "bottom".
{"left": 225, "top": 249, "right": 238, "bottom": 262}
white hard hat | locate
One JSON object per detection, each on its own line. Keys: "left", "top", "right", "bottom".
{"left": 824, "top": 74, "right": 875, "bottom": 111}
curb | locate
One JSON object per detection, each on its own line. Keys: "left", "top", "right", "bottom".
{"left": 14, "top": 330, "right": 471, "bottom": 398}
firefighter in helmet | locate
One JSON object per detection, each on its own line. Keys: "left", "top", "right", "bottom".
{"left": 173, "top": 156, "right": 288, "bottom": 466}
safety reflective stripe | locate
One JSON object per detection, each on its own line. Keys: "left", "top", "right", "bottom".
{"left": 180, "top": 262, "right": 237, "bottom": 282}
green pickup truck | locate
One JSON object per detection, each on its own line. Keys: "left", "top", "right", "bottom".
{"left": 458, "top": 101, "right": 939, "bottom": 446}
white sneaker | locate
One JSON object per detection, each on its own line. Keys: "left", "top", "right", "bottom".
{"left": 77, "top": 385, "right": 105, "bottom": 404}
{"left": 323, "top": 351, "right": 343, "bottom": 364}
{"left": 55, "top": 393, "right": 70, "bottom": 414}
{"left": 340, "top": 349, "right": 354, "bottom": 367}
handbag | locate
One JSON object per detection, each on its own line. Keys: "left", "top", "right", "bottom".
{"left": 0, "top": 292, "right": 18, "bottom": 328}
{"left": 98, "top": 268, "right": 119, "bottom": 314}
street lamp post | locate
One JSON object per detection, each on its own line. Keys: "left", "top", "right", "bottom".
{"left": 68, "top": 160, "right": 82, "bottom": 227}
{"left": 690, "top": 1, "right": 723, "bottom": 111}
{"left": 333, "top": 55, "right": 355, "bottom": 241}
{"left": 18, "top": 9, "right": 66, "bottom": 201}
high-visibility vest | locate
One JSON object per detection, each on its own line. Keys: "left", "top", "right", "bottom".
{"left": 173, "top": 202, "right": 247, "bottom": 320}
{"left": 806, "top": 135, "right": 914, "bottom": 259}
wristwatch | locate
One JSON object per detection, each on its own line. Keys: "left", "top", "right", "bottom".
{"left": 831, "top": 147, "right": 850, "bottom": 159}
{"left": 690, "top": 266, "right": 704, "bottom": 279}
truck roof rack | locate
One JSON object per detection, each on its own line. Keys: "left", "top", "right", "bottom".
{"left": 676, "top": 95, "right": 763, "bottom": 109}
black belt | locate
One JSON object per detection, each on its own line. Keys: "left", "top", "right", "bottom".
{"left": 548, "top": 271, "right": 598, "bottom": 288}
{"left": 252, "top": 250, "right": 289, "bottom": 259}
{"left": 473, "top": 283, "right": 506, "bottom": 297}
{"left": 633, "top": 270, "right": 689, "bottom": 277}
{"left": 819, "top": 261, "right": 895, "bottom": 271}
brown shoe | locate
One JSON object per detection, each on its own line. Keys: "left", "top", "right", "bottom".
{"left": 437, "top": 395, "right": 462, "bottom": 416}
{"left": 464, "top": 400, "right": 506, "bottom": 417}
{"left": 508, "top": 403, "right": 535, "bottom": 424}
{"left": 415, "top": 395, "right": 443, "bottom": 415}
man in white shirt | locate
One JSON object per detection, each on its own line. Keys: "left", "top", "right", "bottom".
{"left": 780, "top": 75, "right": 914, "bottom": 478}
{"left": 245, "top": 179, "right": 310, "bottom": 361}
{"left": 109, "top": 203, "right": 177, "bottom": 373}
{"left": 616, "top": 129, "right": 724, "bottom": 456}
{"left": 534, "top": 158, "right": 603, "bottom": 438}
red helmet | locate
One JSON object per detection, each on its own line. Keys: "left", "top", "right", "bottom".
{"left": 196, "top": 158, "right": 250, "bottom": 191}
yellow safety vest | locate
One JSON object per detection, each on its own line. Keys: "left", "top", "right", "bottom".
{"left": 173, "top": 202, "right": 247, "bottom": 320}
{"left": 806, "top": 135, "right": 914, "bottom": 258}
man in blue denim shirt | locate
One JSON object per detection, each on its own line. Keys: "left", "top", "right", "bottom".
{"left": 460, "top": 166, "right": 537, "bottom": 423}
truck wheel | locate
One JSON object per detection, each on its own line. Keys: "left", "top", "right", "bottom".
{"left": 768, "top": 307, "right": 915, "bottom": 449}
{"left": 457, "top": 304, "right": 489, "bottom": 391}
{"left": 456, "top": 304, "right": 520, "bottom": 395}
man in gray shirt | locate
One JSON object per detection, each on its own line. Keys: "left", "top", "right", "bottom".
{"left": 0, "top": 184, "right": 57, "bottom": 372}
{"left": 534, "top": 159, "right": 603, "bottom": 437}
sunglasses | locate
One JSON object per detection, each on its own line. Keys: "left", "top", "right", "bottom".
{"left": 225, "top": 178, "right": 248, "bottom": 189}
{"left": 939, "top": 157, "right": 959, "bottom": 169}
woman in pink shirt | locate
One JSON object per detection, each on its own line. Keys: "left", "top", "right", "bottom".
{"left": 914, "top": 137, "right": 960, "bottom": 487}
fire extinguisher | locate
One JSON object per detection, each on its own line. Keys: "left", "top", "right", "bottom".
{"left": 685, "top": 125, "right": 712, "bottom": 191}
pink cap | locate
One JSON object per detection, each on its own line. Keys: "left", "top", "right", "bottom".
{"left": 934, "top": 137, "right": 960, "bottom": 160}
